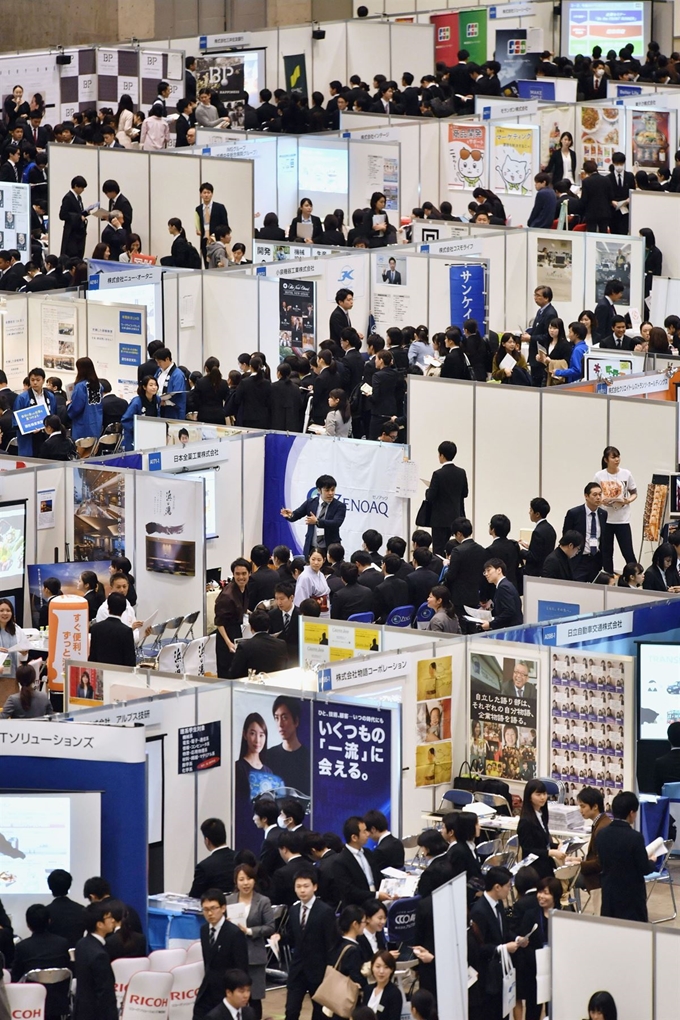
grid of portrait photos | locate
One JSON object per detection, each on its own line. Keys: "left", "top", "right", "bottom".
{"left": 469, "top": 653, "right": 538, "bottom": 782}
{"left": 415, "top": 655, "right": 453, "bottom": 787}
{"left": 550, "top": 651, "right": 627, "bottom": 812}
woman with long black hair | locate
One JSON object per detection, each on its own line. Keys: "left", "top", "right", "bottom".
{"left": 193, "top": 357, "right": 230, "bottom": 425}
{"left": 68, "top": 357, "right": 103, "bottom": 440}
{"left": 360, "top": 192, "right": 396, "bottom": 247}
{"left": 41, "top": 415, "right": 77, "bottom": 460}
{"left": 233, "top": 355, "right": 271, "bottom": 428}
{"left": 1, "top": 663, "right": 52, "bottom": 718}
{"left": 517, "top": 778, "right": 566, "bottom": 878}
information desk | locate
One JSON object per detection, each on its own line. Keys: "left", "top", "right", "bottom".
{"left": 148, "top": 901, "right": 203, "bottom": 950}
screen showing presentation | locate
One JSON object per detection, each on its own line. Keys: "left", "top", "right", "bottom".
{"left": 562, "top": 1, "right": 649, "bottom": 59}
{"left": 298, "top": 145, "right": 348, "bottom": 195}
{"left": 240, "top": 49, "right": 266, "bottom": 108}
{"left": 638, "top": 642, "right": 680, "bottom": 740}
{"left": 0, "top": 792, "right": 101, "bottom": 933}
{"left": 191, "top": 470, "right": 217, "bottom": 540}
{"left": 0, "top": 501, "right": 27, "bottom": 593}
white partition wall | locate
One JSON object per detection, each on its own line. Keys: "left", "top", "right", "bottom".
{"left": 655, "top": 928, "right": 680, "bottom": 1020}
{"left": 98, "top": 149, "right": 151, "bottom": 252}
{"left": 630, "top": 190, "right": 680, "bottom": 280}
{"left": 1, "top": 294, "right": 29, "bottom": 390}
{"left": 346, "top": 20, "right": 390, "bottom": 83}
{"left": 48, "top": 146, "right": 99, "bottom": 257}
{"left": 202, "top": 273, "right": 260, "bottom": 373}
{"left": 297, "top": 137, "right": 349, "bottom": 220}
{"left": 348, "top": 139, "right": 401, "bottom": 222}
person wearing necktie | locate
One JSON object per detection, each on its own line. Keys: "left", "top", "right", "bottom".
{"left": 0, "top": 144, "right": 21, "bottom": 183}
{"left": 382, "top": 257, "right": 402, "bottom": 285}
{"left": 470, "top": 866, "right": 529, "bottom": 1020}
{"left": 609, "top": 153, "right": 635, "bottom": 235}
{"left": 59, "top": 174, "right": 90, "bottom": 258}
{"left": 204, "top": 969, "right": 256, "bottom": 1020}
{"left": 500, "top": 661, "right": 537, "bottom": 700}
{"left": 194, "top": 890, "right": 249, "bottom": 1020}
{"left": 269, "top": 583, "right": 299, "bottom": 666}
{"left": 281, "top": 869, "right": 337, "bottom": 1020}
{"left": 563, "top": 482, "right": 607, "bottom": 583}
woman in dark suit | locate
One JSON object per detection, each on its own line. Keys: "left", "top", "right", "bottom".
{"left": 270, "top": 363, "right": 304, "bottom": 431}
{"left": 193, "top": 358, "right": 230, "bottom": 425}
{"left": 256, "top": 212, "right": 286, "bottom": 241}
{"left": 288, "top": 198, "right": 322, "bottom": 242}
{"left": 232, "top": 355, "right": 271, "bottom": 429}
{"left": 545, "top": 132, "right": 577, "bottom": 183}
{"left": 360, "top": 192, "right": 396, "bottom": 248}
{"left": 357, "top": 901, "right": 388, "bottom": 962}
{"left": 310, "top": 350, "right": 343, "bottom": 425}
{"left": 226, "top": 864, "right": 275, "bottom": 1019}
{"left": 517, "top": 779, "right": 566, "bottom": 879}
{"left": 105, "top": 900, "right": 147, "bottom": 960}
{"left": 639, "top": 227, "right": 663, "bottom": 300}
{"left": 446, "top": 812, "right": 483, "bottom": 904}
{"left": 509, "top": 866, "right": 543, "bottom": 1020}
{"left": 161, "top": 218, "right": 200, "bottom": 268}
{"left": 643, "top": 543, "right": 674, "bottom": 591}
{"left": 330, "top": 906, "right": 370, "bottom": 1018}
{"left": 366, "top": 952, "right": 403, "bottom": 1020}
{"left": 533, "top": 317, "right": 573, "bottom": 387}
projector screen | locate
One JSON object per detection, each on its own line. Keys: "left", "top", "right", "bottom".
{"left": 638, "top": 642, "right": 680, "bottom": 740}
{"left": 299, "top": 145, "right": 349, "bottom": 195}
{"left": 561, "top": 1, "right": 649, "bottom": 59}
{"left": 0, "top": 791, "right": 101, "bottom": 936}
{"left": 190, "top": 469, "right": 218, "bottom": 540}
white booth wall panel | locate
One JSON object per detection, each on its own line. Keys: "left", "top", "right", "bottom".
{"left": 523, "top": 577, "right": 606, "bottom": 625}
{"left": 346, "top": 21, "right": 390, "bottom": 84}
{"left": 504, "top": 230, "right": 529, "bottom": 330}
{"left": 177, "top": 271, "right": 203, "bottom": 369}
{"left": 607, "top": 396, "right": 677, "bottom": 569}
{"left": 474, "top": 384, "right": 540, "bottom": 542}
{"left": 202, "top": 137, "right": 276, "bottom": 226}
{"left": 527, "top": 227, "right": 586, "bottom": 330}
{"left": 318, "top": 253, "right": 370, "bottom": 346}
{"left": 276, "top": 135, "right": 299, "bottom": 228}
{"left": 389, "top": 23, "right": 434, "bottom": 82}
{"left": 149, "top": 153, "right": 201, "bottom": 264}
{"left": 157, "top": 692, "right": 199, "bottom": 892}
{"left": 0, "top": 469, "right": 37, "bottom": 622}
{"left": 551, "top": 913, "right": 653, "bottom": 1020}
{"left": 655, "top": 928, "right": 680, "bottom": 1020}
{"left": 200, "top": 156, "right": 254, "bottom": 260}
{"left": 195, "top": 683, "right": 233, "bottom": 860}
{"left": 98, "top": 150, "right": 150, "bottom": 253}
{"left": 630, "top": 191, "right": 680, "bottom": 280}
{"left": 34, "top": 466, "right": 67, "bottom": 564}
{"left": 298, "top": 138, "right": 349, "bottom": 220}
{"left": 541, "top": 391, "right": 608, "bottom": 533}
{"left": 1, "top": 294, "right": 28, "bottom": 391}
{"left": 163, "top": 273, "right": 179, "bottom": 350}
{"left": 419, "top": 121, "right": 441, "bottom": 211}
{"left": 242, "top": 435, "right": 267, "bottom": 553}
{"left": 48, "top": 145, "right": 100, "bottom": 257}
{"left": 349, "top": 140, "right": 401, "bottom": 222}
{"left": 207, "top": 439, "right": 244, "bottom": 569}
{"left": 202, "top": 273, "right": 259, "bottom": 373}
{"left": 407, "top": 375, "right": 475, "bottom": 535}
{"left": 311, "top": 23, "right": 348, "bottom": 98}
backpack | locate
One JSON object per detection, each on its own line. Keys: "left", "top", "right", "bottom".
{"left": 186, "top": 243, "right": 203, "bottom": 270}
{"left": 349, "top": 382, "right": 364, "bottom": 416}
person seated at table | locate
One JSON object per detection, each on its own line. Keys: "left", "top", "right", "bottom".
{"left": 1, "top": 663, "right": 52, "bottom": 719}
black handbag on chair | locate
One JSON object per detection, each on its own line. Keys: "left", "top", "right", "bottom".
{"left": 415, "top": 499, "right": 432, "bottom": 527}
{"left": 453, "top": 760, "right": 482, "bottom": 794}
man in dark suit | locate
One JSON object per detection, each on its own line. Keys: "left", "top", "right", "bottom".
{"left": 196, "top": 182, "right": 230, "bottom": 266}
{"left": 102, "top": 180, "right": 133, "bottom": 233}
{"left": 246, "top": 546, "right": 278, "bottom": 610}
{"left": 425, "top": 440, "right": 469, "bottom": 555}
{"left": 176, "top": 98, "right": 196, "bottom": 147}
{"left": 205, "top": 969, "right": 256, "bottom": 1020}
{"left": 269, "top": 582, "right": 300, "bottom": 665}
{"left": 353, "top": 551, "right": 384, "bottom": 591}
{"left": 653, "top": 721, "right": 680, "bottom": 794}
{"left": 329, "top": 288, "right": 358, "bottom": 343}
{"left": 333, "top": 817, "right": 390, "bottom": 909}
{"left": 469, "top": 867, "right": 528, "bottom": 1020}
{"left": 283, "top": 869, "right": 338, "bottom": 1020}
{"left": 185, "top": 57, "right": 198, "bottom": 101}
{"left": 373, "top": 555, "right": 410, "bottom": 624}
{"left": 522, "top": 497, "right": 556, "bottom": 577}
{"left": 479, "top": 559, "right": 522, "bottom": 631}
{"left": 24, "top": 112, "right": 48, "bottom": 149}
{"left": 73, "top": 902, "right": 118, "bottom": 1020}
{"left": 596, "top": 314, "right": 635, "bottom": 351}
{"left": 305, "top": 833, "right": 339, "bottom": 907}
{"left": 256, "top": 89, "right": 278, "bottom": 127}
{"left": 59, "top": 175, "right": 89, "bottom": 258}
{"left": 364, "top": 810, "right": 404, "bottom": 883}
{"left": 194, "top": 890, "right": 249, "bottom": 1020}
{"left": 444, "top": 517, "right": 487, "bottom": 631}
{"left": 46, "top": 868, "right": 87, "bottom": 948}
{"left": 12, "top": 904, "right": 71, "bottom": 1019}
{"left": 521, "top": 285, "right": 557, "bottom": 387}
{"left": 88, "top": 594, "right": 136, "bottom": 667}
{"left": 576, "top": 786, "right": 611, "bottom": 915}
{"left": 563, "top": 482, "right": 608, "bottom": 582}
{"left": 593, "top": 279, "right": 624, "bottom": 342}
{"left": 406, "top": 549, "right": 440, "bottom": 610}
{"left": 101, "top": 211, "right": 127, "bottom": 261}
{"left": 0, "top": 251, "right": 26, "bottom": 292}
{"left": 138, "top": 339, "right": 165, "bottom": 384}
{"left": 228, "top": 610, "right": 289, "bottom": 678}
{"left": 100, "top": 380, "right": 128, "bottom": 430}
{"left": 579, "top": 61, "right": 607, "bottom": 101}
{"left": 382, "top": 257, "right": 402, "bottom": 284}
{"left": 0, "top": 144, "right": 21, "bottom": 182}
{"left": 189, "top": 818, "right": 236, "bottom": 898}
{"left": 500, "top": 660, "right": 536, "bottom": 700}
{"left": 596, "top": 791, "right": 656, "bottom": 923}
{"left": 270, "top": 831, "right": 310, "bottom": 907}
{"left": 368, "top": 350, "right": 405, "bottom": 441}
{"left": 579, "top": 159, "right": 613, "bottom": 233}
{"left": 609, "top": 155, "right": 636, "bottom": 233}
{"left": 540, "top": 530, "right": 583, "bottom": 580}
{"left": 253, "top": 796, "right": 284, "bottom": 882}
{"left": 82, "top": 877, "right": 143, "bottom": 935}
{"left": 281, "top": 473, "right": 346, "bottom": 556}
{"left": 331, "top": 563, "right": 374, "bottom": 620}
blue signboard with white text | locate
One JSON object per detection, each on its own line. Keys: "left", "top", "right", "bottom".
{"left": 449, "top": 263, "right": 486, "bottom": 334}
{"left": 15, "top": 405, "right": 47, "bottom": 435}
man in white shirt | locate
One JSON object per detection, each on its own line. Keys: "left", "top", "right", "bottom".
{"left": 204, "top": 970, "right": 254, "bottom": 1020}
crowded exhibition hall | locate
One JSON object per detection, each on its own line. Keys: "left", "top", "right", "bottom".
{"left": 4, "top": 2, "right": 680, "bottom": 1019}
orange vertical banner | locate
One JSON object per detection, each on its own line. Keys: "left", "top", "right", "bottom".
{"left": 47, "top": 595, "right": 89, "bottom": 692}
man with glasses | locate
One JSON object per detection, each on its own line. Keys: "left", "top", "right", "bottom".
{"left": 501, "top": 661, "right": 536, "bottom": 700}
{"left": 478, "top": 559, "right": 522, "bottom": 631}
{"left": 194, "top": 890, "right": 249, "bottom": 1020}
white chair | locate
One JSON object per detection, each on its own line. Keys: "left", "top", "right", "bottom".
{"left": 157, "top": 643, "right": 186, "bottom": 674}
{"left": 646, "top": 839, "right": 678, "bottom": 923}
{"left": 184, "top": 942, "right": 203, "bottom": 966}
{"left": 148, "top": 949, "right": 187, "bottom": 972}
{"left": 112, "top": 957, "right": 151, "bottom": 1011}
{"left": 168, "top": 962, "right": 204, "bottom": 1020}
{"left": 183, "top": 634, "right": 216, "bottom": 677}
{"left": 5, "top": 982, "right": 46, "bottom": 1020}
{"left": 121, "top": 971, "right": 173, "bottom": 1020}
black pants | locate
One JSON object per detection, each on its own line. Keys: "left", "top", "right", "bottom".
{"left": 600, "top": 522, "right": 636, "bottom": 573}
{"left": 432, "top": 526, "right": 451, "bottom": 558}
{"left": 285, "top": 974, "right": 325, "bottom": 1020}
{"left": 572, "top": 550, "right": 602, "bottom": 582}
{"left": 586, "top": 218, "right": 611, "bottom": 233}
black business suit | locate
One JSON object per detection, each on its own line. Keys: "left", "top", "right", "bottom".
{"left": 194, "top": 919, "right": 249, "bottom": 1019}
{"left": 109, "top": 193, "right": 133, "bottom": 232}
{"left": 331, "top": 581, "right": 374, "bottom": 621}
{"left": 518, "top": 811, "right": 559, "bottom": 880}
{"left": 562, "top": 504, "right": 607, "bottom": 581}
{"left": 608, "top": 167, "right": 635, "bottom": 234}
{"left": 469, "top": 895, "right": 514, "bottom": 1020}
{"left": 444, "top": 538, "right": 486, "bottom": 628}
{"left": 88, "top": 616, "right": 136, "bottom": 667}
{"left": 196, "top": 201, "right": 230, "bottom": 264}
{"left": 441, "top": 347, "right": 472, "bottom": 381}
{"left": 407, "top": 568, "right": 441, "bottom": 611}
{"left": 509, "top": 892, "right": 544, "bottom": 1018}
{"left": 540, "top": 546, "right": 573, "bottom": 580}
{"left": 175, "top": 114, "right": 193, "bottom": 147}
{"left": 329, "top": 304, "right": 353, "bottom": 343}
{"left": 102, "top": 392, "right": 128, "bottom": 430}
{"left": 228, "top": 631, "right": 289, "bottom": 678}
{"left": 489, "top": 576, "right": 522, "bottom": 630}
{"left": 268, "top": 606, "right": 300, "bottom": 665}
{"left": 258, "top": 826, "right": 284, "bottom": 882}
{"left": 12, "top": 931, "right": 71, "bottom": 1018}
{"left": 0, "top": 160, "right": 19, "bottom": 182}
{"left": 270, "top": 855, "right": 311, "bottom": 907}
{"left": 207, "top": 1005, "right": 255, "bottom": 1020}
{"left": 314, "top": 848, "right": 339, "bottom": 907}
{"left": 544, "top": 147, "right": 576, "bottom": 184}
{"left": 526, "top": 302, "right": 557, "bottom": 386}
{"left": 594, "top": 297, "right": 618, "bottom": 343}
{"left": 24, "top": 124, "right": 49, "bottom": 148}
{"left": 417, "top": 853, "right": 454, "bottom": 897}
{"left": 101, "top": 224, "right": 127, "bottom": 261}
{"left": 59, "top": 190, "right": 88, "bottom": 257}
{"left": 47, "top": 895, "right": 87, "bottom": 948}
{"left": 373, "top": 575, "right": 410, "bottom": 624}
{"left": 189, "top": 845, "right": 236, "bottom": 897}
{"left": 596, "top": 818, "right": 655, "bottom": 923}
{"left": 654, "top": 747, "right": 680, "bottom": 794}
{"left": 284, "top": 897, "right": 338, "bottom": 1020}
{"left": 579, "top": 172, "right": 613, "bottom": 233}
{"left": 357, "top": 566, "right": 383, "bottom": 591}
{"left": 446, "top": 841, "right": 483, "bottom": 905}
{"left": 369, "top": 366, "right": 404, "bottom": 440}
{"left": 73, "top": 933, "right": 118, "bottom": 1020}
{"left": 426, "top": 462, "right": 469, "bottom": 554}
{"left": 333, "top": 846, "right": 377, "bottom": 908}
{"left": 246, "top": 566, "right": 279, "bottom": 610}
{"left": 524, "top": 519, "right": 556, "bottom": 577}
{"left": 597, "top": 332, "right": 635, "bottom": 352}
{"left": 105, "top": 928, "right": 147, "bottom": 960}
{"left": 288, "top": 495, "right": 346, "bottom": 557}
{"left": 413, "top": 897, "right": 436, "bottom": 995}
{"left": 288, "top": 215, "right": 322, "bottom": 242}
{"left": 371, "top": 833, "right": 405, "bottom": 880}
{"left": 357, "top": 929, "right": 387, "bottom": 963}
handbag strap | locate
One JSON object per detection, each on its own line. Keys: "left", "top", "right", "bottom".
{"left": 333, "top": 944, "right": 354, "bottom": 971}
{"left": 458, "top": 760, "right": 472, "bottom": 777}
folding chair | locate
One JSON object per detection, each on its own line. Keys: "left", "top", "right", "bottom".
{"left": 157, "top": 642, "right": 186, "bottom": 674}
{"left": 177, "top": 610, "right": 200, "bottom": 643}
{"left": 75, "top": 436, "right": 98, "bottom": 459}
{"left": 646, "top": 839, "right": 678, "bottom": 923}
{"left": 348, "top": 612, "right": 374, "bottom": 623}
{"left": 536, "top": 778, "right": 566, "bottom": 803}
{"left": 22, "top": 967, "right": 71, "bottom": 1020}
{"left": 415, "top": 602, "right": 435, "bottom": 629}
{"left": 554, "top": 862, "right": 581, "bottom": 911}
{"left": 385, "top": 605, "right": 415, "bottom": 628}
{"left": 165, "top": 615, "right": 185, "bottom": 643}
{"left": 441, "top": 789, "right": 474, "bottom": 809}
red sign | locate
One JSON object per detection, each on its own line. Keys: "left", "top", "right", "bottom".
{"left": 431, "top": 12, "right": 459, "bottom": 67}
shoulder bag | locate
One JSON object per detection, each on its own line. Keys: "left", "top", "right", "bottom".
{"left": 312, "top": 944, "right": 360, "bottom": 1018}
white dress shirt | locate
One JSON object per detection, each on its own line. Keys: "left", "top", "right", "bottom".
{"left": 346, "top": 844, "right": 375, "bottom": 890}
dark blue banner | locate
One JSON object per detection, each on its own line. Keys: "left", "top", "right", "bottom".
{"left": 449, "top": 264, "right": 486, "bottom": 334}
{"left": 312, "top": 702, "right": 392, "bottom": 833}
{"left": 262, "top": 433, "right": 298, "bottom": 552}
{"left": 518, "top": 79, "right": 554, "bottom": 101}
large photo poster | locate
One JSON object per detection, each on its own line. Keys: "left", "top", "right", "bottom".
{"left": 279, "top": 278, "right": 315, "bottom": 361}
{"left": 579, "top": 105, "right": 620, "bottom": 171}
{"left": 73, "top": 467, "right": 126, "bottom": 561}
{"left": 630, "top": 109, "right": 670, "bottom": 170}
{"left": 469, "top": 651, "right": 539, "bottom": 781}
{"left": 232, "top": 690, "right": 310, "bottom": 853}
{"left": 447, "top": 123, "right": 487, "bottom": 191}
{"left": 0, "top": 182, "right": 29, "bottom": 256}
{"left": 595, "top": 240, "right": 631, "bottom": 303}
{"left": 492, "top": 124, "right": 539, "bottom": 196}
{"left": 415, "top": 655, "right": 452, "bottom": 787}
{"left": 195, "top": 49, "right": 264, "bottom": 126}
{"left": 145, "top": 475, "right": 198, "bottom": 576}
{"left": 536, "top": 237, "right": 573, "bottom": 303}
{"left": 550, "top": 651, "right": 633, "bottom": 811}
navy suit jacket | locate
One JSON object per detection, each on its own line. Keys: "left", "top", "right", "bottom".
{"left": 289, "top": 495, "right": 346, "bottom": 556}
{"left": 490, "top": 577, "right": 522, "bottom": 630}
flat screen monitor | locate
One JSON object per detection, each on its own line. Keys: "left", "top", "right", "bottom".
{"left": 561, "top": 1, "right": 650, "bottom": 60}
{"left": 638, "top": 642, "right": 680, "bottom": 740}
{"left": 190, "top": 469, "right": 217, "bottom": 540}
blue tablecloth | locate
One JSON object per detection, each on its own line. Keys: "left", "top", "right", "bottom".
{"left": 148, "top": 906, "right": 203, "bottom": 950}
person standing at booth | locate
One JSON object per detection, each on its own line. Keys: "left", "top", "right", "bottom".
{"left": 594, "top": 446, "right": 637, "bottom": 573}
{"left": 214, "top": 558, "right": 251, "bottom": 678}
{"left": 73, "top": 902, "right": 118, "bottom": 1020}
{"left": 196, "top": 182, "right": 230, "bottom": 268}
{"left": 596, "top": 790, "right": 656, "bottom": 923}
{"left": 424, "top": 441, "right": 469, "bottom": 557}
{"left": 154, "top": 347, "right": 187, "bottom": 420}
{"left": 59, "top": 175, "right": 89, "bottom": 258}
{"left": 68, "top": 357, "right": 104, "bottom": 442}
{"left": 563, "top": 482, "right": 607, "bottom": 582}
{"left": 13, "top": 366, "right": 58, "bottom": 457}
{"left": 281, "top": 474, "right": 345, "bottom": 557}
{"left": 194, "top": 890, "right": 249, "bottom": 1020}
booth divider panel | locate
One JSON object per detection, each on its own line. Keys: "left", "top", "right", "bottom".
{"left": 419, "top": 121, "right": 441, "bottom": 217}
{"left": 198, "top": 156, "right": 254, "bottom": 260}
{"left": 48, "top": 145, "right": 100, "bottom": 257}
{"left": 346, "top": 21, "right": 390, "bottom": 85}
{"left": 149, "top": 153, "right": 202, "bottom": 266}
{"left": 654, "top": 928, "right": 680, "bottom": 1020}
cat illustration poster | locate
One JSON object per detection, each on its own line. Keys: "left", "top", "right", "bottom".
{"left": 492, "top": 124, "right": 539, "bottom": 196}
{"left": 447, "top": 123, "right": 487, "bottom": 190}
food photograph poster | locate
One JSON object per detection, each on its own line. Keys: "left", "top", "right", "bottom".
{"left": 579, "top": 105, "right": 620, "bottom": 171}
{"left": 415, "top": 655, "right": 452, "bottom": 787}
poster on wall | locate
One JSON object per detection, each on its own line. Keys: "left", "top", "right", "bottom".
{"left": 432, "top": 10, "right": 487, "bottom": 68}
{"left": 0, "top": 182, "right": 29, "bottom": 255}
{"left": 73, "top": 468, "right": 126, "bottom": 561}
{"left": 595, "top": 240, "right": 630, "bottom": 303}
{"left": 2, "top": 302, "right": 28, "bottom": 391}
{"left": 232, "top": 689, "right": 311, "bottom": 853}
{"left": 41, "top": 302, "right": 77, "bottom": 375}
{"left": 27, "top": 560, "right": 110, "bottom": 630}
{"left": 579, "top": 105, "right": 620, "bottom": 172}
{"left": 279, "top": 278, "right": 315, "bottom": 361}
{"left": 492, "top": 124, "right": 538, "bottom": 196}
{"left": 179, "top": 721, "right": 221, "bottom": 774}
{"left": 536, "top": 237, "right": 573, "bottom": 303}
{"left": 470, "top": 651, "right": 539, "bottom": 781}
{"left": 447, "top": 123, "right": 487, "bottom": 191}
{"left": 365, "top": 154, "right": 399, "bottom": 211}
{"left": 375, "top": 252, "right": 407, "bottom": 287}
{"left": 630, "top": 109, "right": 670, "bottom": 169}
{"left": 312, "top": 701, "right": 392, "bottom": 834}
{"left": 302, "top": 620, "right": 381, "bottom": 667}
{"left": 550, "top": 651, "right": 633, "bottom": 812}
{"left": 67, "top": 664, "right": 104, "bottom": 709}
{"left": 145, "top": 476, "right": 197, "bottom": 576}
{"left": 415, "top": 656, "right": 452, "bottom": 787}
{"left": 494, "top": 29, "right": 537, "bottom": 87}
{"left": 195, "top": 49, "right": 264, "bottom": 125}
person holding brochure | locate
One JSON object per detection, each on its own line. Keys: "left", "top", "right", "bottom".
{"left": 596, "top": 790, "right": 657, "bottom": 923}
{"left": 469, "top": 866, "right": 529, "bottom": 1020}
{"left": 288, "top": 198, "right": 322, "bottom": 243}
{"left": 68, "top": 357, "right": 104, "bottom": 441}
{"left": 154, "top": 347, "right": 187, "bottom": 419}
{"left": 13, "top": 366, "right": 57, "bottom": 457}
{"left": 491, "top": 333, "right": 531, "bottom": 386}
{"left": 225, "top": 864, "right": 275, "bottom": 1020}
{"left": 361, "top": 192, "right": 395, "bottom": 248}
{"left": 477, "top": 559, "right": 522, "bottom": 631}
{"left": 517, "top": 779, "right": 565, "bottom": 879}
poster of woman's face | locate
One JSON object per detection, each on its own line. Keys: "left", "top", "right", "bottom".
{"left": 416, "top": 700, "right": 451, "bottom": 744}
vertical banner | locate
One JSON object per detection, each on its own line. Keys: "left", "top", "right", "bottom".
{"left": 494, "top": 29, "right": 536, "bottom": 87}
{"left": 145, "top": 476, "right": 199, "bottom": 577}
{"left": 469, "top": 651, "right": 540, "bottom": 782}
{"left": 415, "top": 656, "right": 452, "bottom": 787}
{"left": 195, "top": 52, "right": 245, "bottom": 117}
{"left": 431, "top": 13, "right": 459, "bottom": 67}
{"left": 457, "top": 10, "right": 488, "bottom": 67}
{"left": 447, "top": 123, "right": 488, "bottom": 190}
{"left": 47, "top": 595, "right": 89, "bottom": 692}
{"left": 311, "top": 701, "right": 392, "bottom": 833}
{"left": 449, "top": 264, "right": 486, "bottom": 332}
{"left": 550, "top": 651, "right": 633, "bottom": 812}
{"left": 283, "top": 54, "right": 308, "bottom": 101}
{"left": 630, "top": 109, "right": 670, "bottom": 170}
{"left": 279, "top": 278, "right": 315, "bottom": 360}
{"left": 73, "top": 467, "right": 126, "bottom": 561}
{"left": 492, "top": 124, "right": 539, "bottom": 196}
{"left": 232, "top": 689, "right": 311, "bottom": 852}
